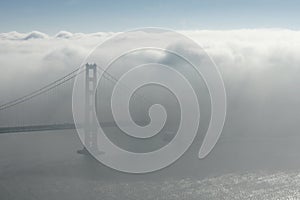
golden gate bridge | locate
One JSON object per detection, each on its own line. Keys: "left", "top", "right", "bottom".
{"left": 0, "top": 63, "right": 175, "bottom": 154}
{"left": 0, "top": 64, "right": 99, "bottom": 134}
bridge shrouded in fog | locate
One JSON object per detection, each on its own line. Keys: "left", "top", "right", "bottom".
{"left": 0, "top": 63, "right": 126, "bottom": 134}
{"left": 0, "top": 62, "right": 171, "bottom": 153}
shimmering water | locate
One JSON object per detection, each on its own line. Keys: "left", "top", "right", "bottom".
{"left": 1, "top": 130, "right": 300, "bottom": 199}
{"left": 2, "top": 170, "right": 300, "bottom": 199}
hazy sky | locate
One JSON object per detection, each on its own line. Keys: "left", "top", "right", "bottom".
{"left": 0, "top": 0, "right": 299, "bottom": 34}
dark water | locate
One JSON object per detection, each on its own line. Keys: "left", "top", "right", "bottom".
{"left": 1, "top": 130, "right": 300, "bottom": 199}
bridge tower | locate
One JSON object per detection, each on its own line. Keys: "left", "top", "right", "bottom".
{"left": 78, "top": 63, "right": 98, "bottom": 155}
{"left": 85, "top": 63, "right": 97, "bottom": 151}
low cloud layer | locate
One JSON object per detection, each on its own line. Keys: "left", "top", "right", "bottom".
{"left": 0, "top": 29, "right": 300, "bottom": 141}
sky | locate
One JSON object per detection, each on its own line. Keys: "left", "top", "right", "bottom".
{"left": 0, "top": 0, "right": 300, "bottom": 141}
{"left": 0, "top": 0, "right": 300, "bottom": 34}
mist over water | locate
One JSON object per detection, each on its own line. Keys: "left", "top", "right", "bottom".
{"left": 1, "top": 128, "right": 300, "bottom": 200}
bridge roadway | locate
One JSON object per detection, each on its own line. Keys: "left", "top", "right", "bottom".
{"left": 0, "top": 123, "right": 77, "bottom": 134}
{"left": 0, "top": 121, "right": 149, "bottom": 134}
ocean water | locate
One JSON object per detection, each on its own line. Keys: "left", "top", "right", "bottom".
{"left": 1, "top": 130, "right": 300, "bottom": 199}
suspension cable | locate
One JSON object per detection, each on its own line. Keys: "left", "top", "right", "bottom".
{"left": 0, "top": 68, "right": 84, "bottom": 111}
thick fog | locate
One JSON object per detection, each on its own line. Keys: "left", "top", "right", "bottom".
{"left": 1, "top": 29, "right": 300, "bottom": 142}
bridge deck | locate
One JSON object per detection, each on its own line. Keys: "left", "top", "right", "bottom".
{"left": 0, "top": 124, "right": 76, "bottom": 134}
{"left": 0, "top": 121, "right": 148, "bottom": 134}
